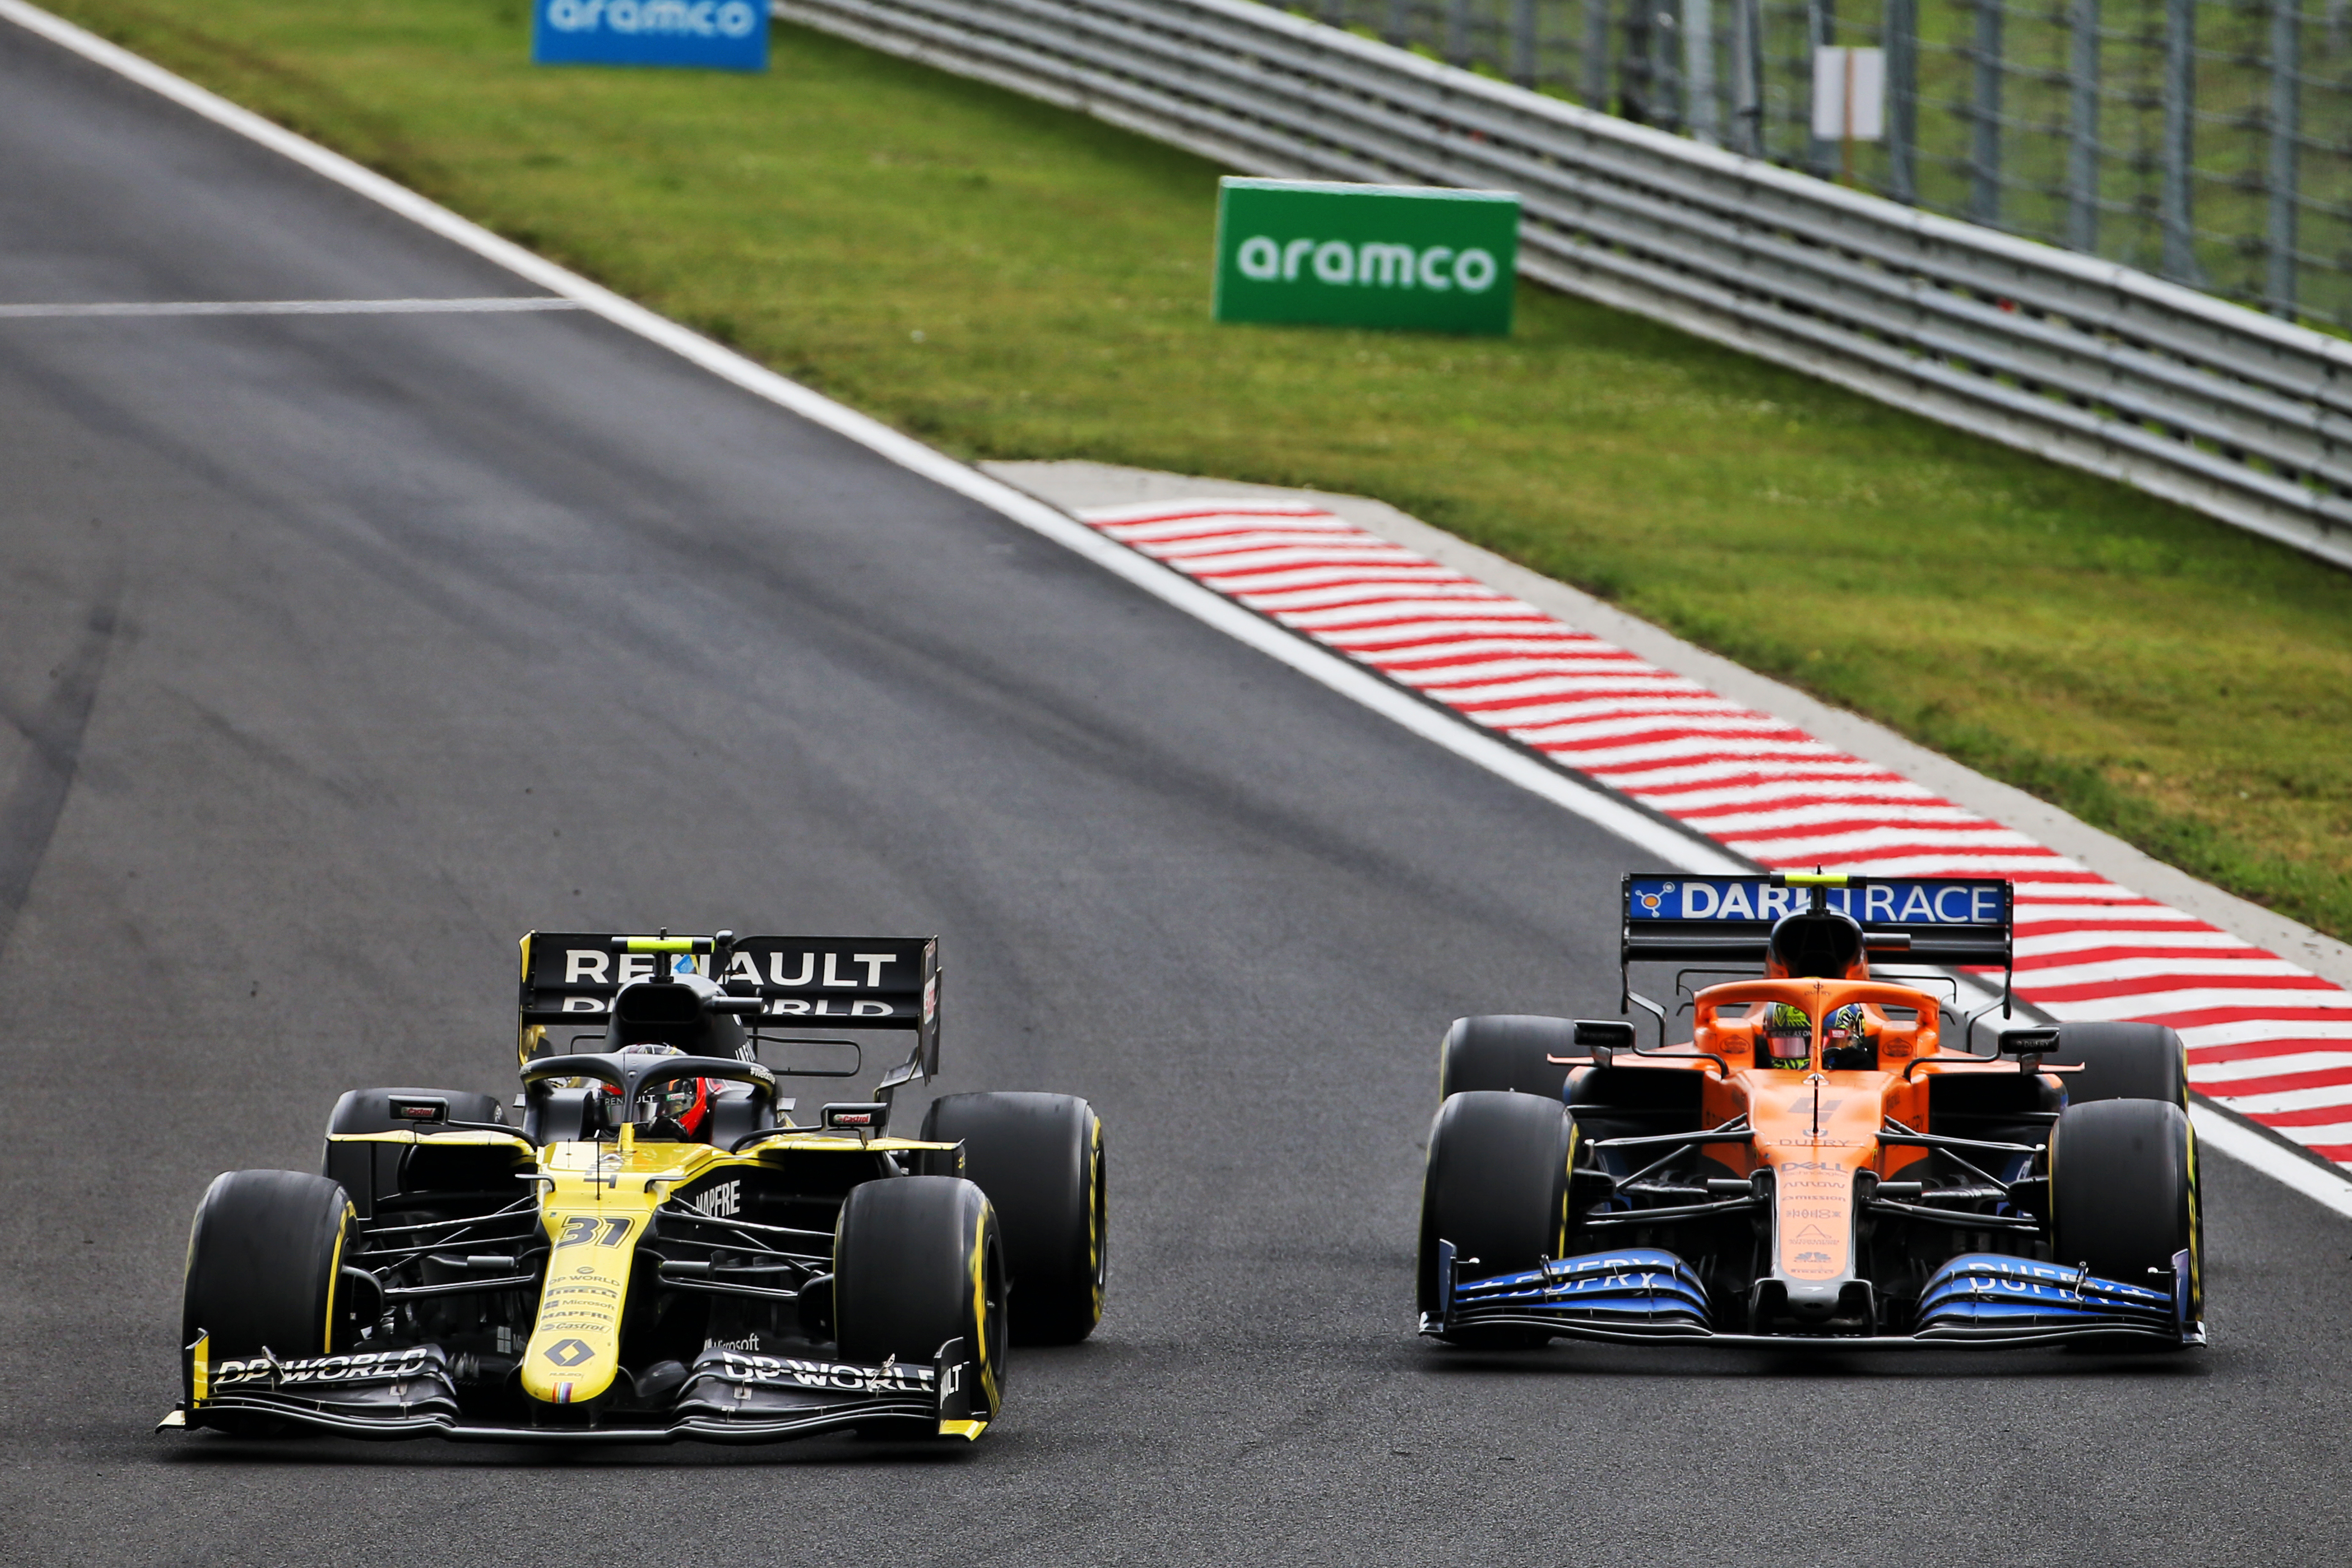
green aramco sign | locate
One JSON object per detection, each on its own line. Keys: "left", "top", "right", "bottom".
{"left": 1212, "top": 178, "right": 1520, "bottom": 335}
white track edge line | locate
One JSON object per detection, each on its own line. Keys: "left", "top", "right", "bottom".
{"left": 0, "top": 3, "right": 1740, "bottom": 876}
{"left": 29, "top": 0, "right": 2352, "bottom": 1223}
{"left": 2190, "top": 1103, "right": 2352, "bottom": 1220}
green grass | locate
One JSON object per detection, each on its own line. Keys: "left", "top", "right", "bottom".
{"left": 39, "top": 0, "right": 2352, "bottom": 937}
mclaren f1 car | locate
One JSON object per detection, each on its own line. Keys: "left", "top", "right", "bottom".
{"left": 1419, "top": 874, "right": 2203, "bottom": 1349}
{"left": 166, "top": 930, "right": 1107, "bottom": 1443}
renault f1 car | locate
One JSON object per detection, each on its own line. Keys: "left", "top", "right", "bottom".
{"left": 1419, "top": 874, "right": 2203, "bottom": 1349}
{"left": 165, "top": 930, "right": 1107, "bottom": 1443}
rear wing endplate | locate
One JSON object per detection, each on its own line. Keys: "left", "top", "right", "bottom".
{"left": 518, "top": 931, "right": 941, "bottom": 1078}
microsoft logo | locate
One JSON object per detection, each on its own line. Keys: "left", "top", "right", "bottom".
{"left": 1213, "top": 180, "right": 1519, "bottom": 334}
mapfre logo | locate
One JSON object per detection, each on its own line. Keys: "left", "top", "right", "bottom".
{"left": 686, "top": 1180, "right": 740, "bottom": 1218}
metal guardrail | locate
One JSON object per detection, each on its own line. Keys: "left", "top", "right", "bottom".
{"left": 774, "top": 0, "right": 2352, "bottom": 572}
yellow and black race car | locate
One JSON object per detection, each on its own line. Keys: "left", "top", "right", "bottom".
{"left": 162, "top": 930, "right": 1106, "bottom": 1444}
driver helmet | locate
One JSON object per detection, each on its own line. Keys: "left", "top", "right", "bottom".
{"left": 1761, "top": 1002, "right": 1813, "bottom": 1070}
{"left": 1823, "top": 1003, "right": 1879, "bottom": 1070}
{"left": 607, "top": 1043, "right": 715, "bottom": 1140}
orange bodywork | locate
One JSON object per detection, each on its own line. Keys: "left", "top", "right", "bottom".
{"left": 1617, "top": 978, "right": 2050, "bottom": 1292}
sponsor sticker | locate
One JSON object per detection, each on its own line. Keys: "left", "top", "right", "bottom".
{"left": 525, "top": 935, "right": 931, "bottom": 1024}
{"left": 532, "top": 0, "right": 766, "bottom": 69}
{"left": 1627, "top": 877, "right": 2006, "bottom": 926}
{"left": 1212, "top": 179, "right": 1519, "bottom": 335}
{"left": 685, "top": 1180, "right": 740, "bottom": 1218}
{"left": 710, "top": 1352, "right": 935, "bottom": 1395}
{"left": 211, "top": 1347, "right": 434, "bottom": 1387}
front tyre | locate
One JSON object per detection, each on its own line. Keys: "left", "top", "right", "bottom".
{"left": 1417, "top": 1090, "right": 1574, "bottom": 1343}
{"left": 920, "top": 1092, "right": 1106, "bottom": 1344}
{"left": 834, "top": 1176, "right": 1007, "bottom": 1424}
{"left": 181, "top": 1170, "right": 356, "bottom": 1433}
{"left": 2050, "top": 1098, "right": 2203, "bottom": 1323}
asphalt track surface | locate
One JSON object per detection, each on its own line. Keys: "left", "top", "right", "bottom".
{"left": 2, "top": 22, "right": 2350, "bottom": 1568}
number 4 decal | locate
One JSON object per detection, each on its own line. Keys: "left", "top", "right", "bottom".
{"left": 555, "top": 1216, "right": 634, "bottom": 1247}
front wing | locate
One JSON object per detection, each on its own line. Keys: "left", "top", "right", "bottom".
{"left": 1423, "top": 1242, "right": 2202, "bottom": 1350}
{"left": 164, "top": 1338, "right": 990, "bottom": 1443}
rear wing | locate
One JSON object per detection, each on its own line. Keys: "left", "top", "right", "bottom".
{"left": 519, "top": 931, "right": 941, "bottom": 1078}
{"left": 1621, "top": 873, "right": 2013, "bottom": 970}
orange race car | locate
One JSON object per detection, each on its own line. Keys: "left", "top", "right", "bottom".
{"left": 1418, "top": 873, "right": 2203, "bottom": 1349}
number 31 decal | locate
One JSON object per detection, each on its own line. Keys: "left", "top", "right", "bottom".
{"left": 555, "top": 1215, "right": 633, "bottom": 1248}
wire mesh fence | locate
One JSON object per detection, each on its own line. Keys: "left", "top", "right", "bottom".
{"left": 1294, "top": 0, "right": 2352, "bottom": 328}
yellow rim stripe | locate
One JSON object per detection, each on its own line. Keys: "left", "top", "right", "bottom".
{"left": 969, "top": 1198, "right": 999, "bottom": 1416}
{"left": 322, "top": 1204, "right": 353, "bottom": 1353}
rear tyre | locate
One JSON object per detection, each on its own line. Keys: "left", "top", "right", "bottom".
{"left": 181, "top": 1170, "right": 355, "bottom": 1434}
{"left": 2050, "top": 1099, "right": 2202, "bottom": 1323}
{"left": 1437, "top": 1015, "right": 1577, "bottom": 1102}
{"left": 920, "top": 1093, "right": 1106, "bottom": 1345}
{"left": 2046, "top": 1023, "right": 2188, "bottom": 1108}
{"left": 834, "top": 1176, "right": 1006, "bottom": 1423}
{"left": 1417, "top": 1090, "right": 1575, "bottom": 1345}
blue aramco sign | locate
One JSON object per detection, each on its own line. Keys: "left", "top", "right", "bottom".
{"left": 533, "top": 0, "right": 768, "bottom": 70}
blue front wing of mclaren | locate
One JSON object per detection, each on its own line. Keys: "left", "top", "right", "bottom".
{"left": 1424, "top": 1242, "right": 2200, "bottom": 1349}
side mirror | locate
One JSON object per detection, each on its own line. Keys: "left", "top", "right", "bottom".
{"left": 1571, "top": 1019, "right": 1637, "bottom": 1069}
{"left": 821, "top": 1102, "right": 891, "bottom": 1134}
{"left": 1999, "top": 1027, "right": 2060, "bottom": 1059}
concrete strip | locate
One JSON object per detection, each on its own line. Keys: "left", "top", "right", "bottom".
{"left": 986, "top": 457, "right": 2352, "bottom": 991}
{"left": 0, "top": 296, "right": 578, "bottom": 317}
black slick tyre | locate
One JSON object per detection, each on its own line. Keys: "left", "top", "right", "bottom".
{"left": 920, "top": 1093, "right": 1106, "bottom": 1345}
{"left": 833, "top": 1176, "right": 1007, "bottom": 1422}
{"left": 1417, "top": 1090, "right": 1575, "bottom": 1343}
{"left": 1437, "top": 1015, "right": 1577, "bottom": 1102}
{"left": 181, "top": 1170, "right": 355, "bottom": 1433}
{"left": 2046, "top": 1022, "right": 2189, "bottom": 1108}
{"left": 2050, "top": 1098, "right": 2203, "bottom": 1322}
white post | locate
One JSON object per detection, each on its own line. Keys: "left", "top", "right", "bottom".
{"left": 1812, "top": 44, "right": 1885, "bottom": 183}
{"left": 1685, "top": 0, "right": 1719, "bottom": 144}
